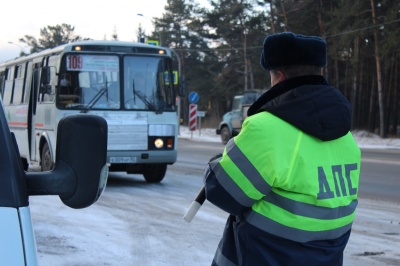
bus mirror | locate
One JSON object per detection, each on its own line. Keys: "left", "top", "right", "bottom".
{"left": 41, "top": 66, "right": 51, "bottom": 85}
{"left": 39, "top": 84, "right": 52, "bottom": 94}
{"left": 26, "top": 114, "right": 109, "bottom": 209}
{"left": 39, "top": 66, "right": 51, "bottom": 94}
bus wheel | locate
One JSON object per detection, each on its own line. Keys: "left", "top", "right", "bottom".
{"left": 41, "top": 142, "right": 54, "bottom": 171}
{"left": 220, "top": 126, "right": 231, "bottom": 145}
{"left": 143, "top": 164, "right": 167, "bottom": 183}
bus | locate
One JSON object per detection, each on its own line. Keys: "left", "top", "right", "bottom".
{"left": 0, "top": 40, "right": 184, "bottom": 183}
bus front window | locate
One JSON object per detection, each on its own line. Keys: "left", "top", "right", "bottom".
{"left": 58, "top": 55, "right": 120, "bottom": 110}
{"left": 123, "top": 56, "right": 175, "bottom": 111}
{"left": 77, "top": 71, "right": 120, "bottom": 110}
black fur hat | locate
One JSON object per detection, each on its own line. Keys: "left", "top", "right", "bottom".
{"left": 260, "top": 32, "right": 327, "bottom": 70}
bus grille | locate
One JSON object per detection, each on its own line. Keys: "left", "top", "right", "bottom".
{"left": 107, "top": 117, "right": 148, "bottom": 150}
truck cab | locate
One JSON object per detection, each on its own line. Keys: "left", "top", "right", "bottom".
{"left": 216, "top": 90, "right": 262, "bottom": 144}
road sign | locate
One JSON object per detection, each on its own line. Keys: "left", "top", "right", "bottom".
{"left": 188, "top": 91, "right": 199, "bottom": 104}
{"left": 165, "top": 71, "right": 179, "bottom": 85}
{"left": 146, "top": 40, "right": 159, "bottom": 46}
{"left": 189, "top": 104, "right": 197, "bottom": 131}
{"left": 197, "top": 111, "right": 205, "bottom": 117}
{"left": 173, "top": 71, "right": 178, "bottom": 85}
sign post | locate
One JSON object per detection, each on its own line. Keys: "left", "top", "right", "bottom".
{"left": 197, "top": 111, "right": 205, "bottom": 136}
{"left": 189, "top": 104, "right": 197, "bottom": 134}
{"left": 188, "top": 92, "right": 199, "bottom": 138}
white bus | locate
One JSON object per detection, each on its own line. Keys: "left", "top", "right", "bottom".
{"left": 0, "top": 40, "right": 183, "bottom": 183}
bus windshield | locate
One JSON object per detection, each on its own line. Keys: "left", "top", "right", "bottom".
{"left": 123, "top": 56, "right": 174, "bottom": 112}
{"left": 57, "top": 54, "right": 175, "bottom": 112}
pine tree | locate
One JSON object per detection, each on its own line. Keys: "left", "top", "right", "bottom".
{"left": 19, "top": 24, "right": 88, "bottom": 53}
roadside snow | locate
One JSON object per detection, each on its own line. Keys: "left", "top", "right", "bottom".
{"left": 352, "top": 130, "right": 400, "bottom": 149}
{"left": 179, "top": 126, "right": 400, "bottom": 149}
{"left": 177, "top": 126, "right": 400, "bottom": 265}
{"left": 29, "top": 126, "right": 399, "bottom": 266}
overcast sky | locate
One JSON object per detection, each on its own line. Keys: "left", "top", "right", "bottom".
{"left": 0, "top": 0, "right": 172, "bottom": 63}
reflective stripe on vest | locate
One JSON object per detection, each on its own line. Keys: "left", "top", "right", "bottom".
{"left": 212, "top": 112, "right": 361, "bottom": 242}
{"left": 245, "top": 209, "right": 354, "bottom": 242}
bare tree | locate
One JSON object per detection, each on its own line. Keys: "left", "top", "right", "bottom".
{"left": 370, "top": 0, "right": 385, "bottom": 137}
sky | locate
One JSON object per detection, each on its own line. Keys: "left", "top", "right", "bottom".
{"left": 0, "top": 0, "right": 172, "bottom": 63}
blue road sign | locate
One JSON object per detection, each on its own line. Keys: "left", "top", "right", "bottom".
{"left": 188, "top": 91, "right": 199, "bottom": 104}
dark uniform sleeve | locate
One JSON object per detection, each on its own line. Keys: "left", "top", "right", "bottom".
{"left": 204, "top": 155, "right": 251, "bottom": 215}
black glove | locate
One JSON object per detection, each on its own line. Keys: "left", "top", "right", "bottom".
{"left": 208, "top": 153, "right": 222, "bottom": 163}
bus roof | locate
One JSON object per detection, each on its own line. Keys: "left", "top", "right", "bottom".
{"left": 1, "top": 40, "right": 171, "bottom": 66}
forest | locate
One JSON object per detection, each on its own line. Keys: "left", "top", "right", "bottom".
{"left": 19, "top": 0, "right": 400, "bottom": 137}
{"left": 148, "top": 0, "right": 399, "bottom": 138}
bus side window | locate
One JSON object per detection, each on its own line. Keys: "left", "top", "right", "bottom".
{"left": 23, "top": 62, "right": 33, "bottom": 104}
{"left": 3, "top": 67, "right": 14, "bottom": 105}
{"left": 32, "top": 69, "right": 41, "bottom": 105}
{"left": 12, "top": 64, "right": 25, "bottom": 104}
{"left": 0, "top": 71, "right": 5, "bottom": 98}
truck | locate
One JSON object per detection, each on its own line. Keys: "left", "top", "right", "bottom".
{"left": 216, "top": 90, "right": 263, "bottom": 144}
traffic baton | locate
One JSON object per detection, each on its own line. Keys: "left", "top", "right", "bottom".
{"left": 183, "top": 187, "right": 206, "bottom": 223}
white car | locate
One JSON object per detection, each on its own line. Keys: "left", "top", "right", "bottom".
{"left": 0, "top": 98, "right": 108, "bottom": 265}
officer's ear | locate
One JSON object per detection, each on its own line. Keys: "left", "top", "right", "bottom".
{"left": 270, "top": 70, "right": 286, "bottom": 86}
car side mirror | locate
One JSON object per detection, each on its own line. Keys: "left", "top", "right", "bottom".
{"left": 26, "top": 114, "right": 109, "bottom": 209}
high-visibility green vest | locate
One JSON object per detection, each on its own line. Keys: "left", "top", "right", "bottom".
{"left": 212, "top": 111, "right": 361, "bottom": 242}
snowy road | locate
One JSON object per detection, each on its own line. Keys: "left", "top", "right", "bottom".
{"left": 29, "top": 164, "right": 400, "bottom": 266}
{"left": 30, "top": 159, "right": 226, "bottom": 266}
{"left": 28, "top": 130, "right": 400, "bottom": 265}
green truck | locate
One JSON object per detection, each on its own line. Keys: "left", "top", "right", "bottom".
{"left": 216, "top": 90, "right": 262, "bottom": 144}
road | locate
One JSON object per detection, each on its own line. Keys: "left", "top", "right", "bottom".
{"left": 358, "top": 149, "right": 400, "bottom": 202}
{"left": 178, "top": 139, "right": 400, "bottom": 203}
{"left": 29, "top": 139, "right": 400, "bottom": 265}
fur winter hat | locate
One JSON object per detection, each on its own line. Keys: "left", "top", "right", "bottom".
{"left": 260, "top": 32, "right": 327, "bottom": 70}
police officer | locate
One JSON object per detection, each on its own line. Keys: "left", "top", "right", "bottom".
{"left": 204, "top": 32, "right": 361, "bottom": 266}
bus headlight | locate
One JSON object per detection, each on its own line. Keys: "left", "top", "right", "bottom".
{"left": 154, "top": 138, "right": 164, "bottom": 149}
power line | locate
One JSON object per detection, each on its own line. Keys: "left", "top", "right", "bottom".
{"left": 326, "top": 18, "right": 400, "bottom": 38}
{"left": 173, "top": 18, "right": 400, "bottom": 52}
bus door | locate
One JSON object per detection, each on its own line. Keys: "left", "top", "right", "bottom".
{"left": 27, "top": 65, "right": 42, "bottom": 162}
{"left": 24, "top": 62, "right": 34, "bottom": 161}
{"left": 31, "top": 56, "right": 57, "bottom": 171}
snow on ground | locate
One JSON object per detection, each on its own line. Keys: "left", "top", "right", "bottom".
{"left": 179, "top": 127, "right": 400, "bottom": 265}
{"left": 30, "top": 126, "right": 400, "bottom": 265}
{"left": 351, "top": 130, "right": 400, "bottom": 149}
{"left": 179, "top": 126, "right": 400, "bottom": 149}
